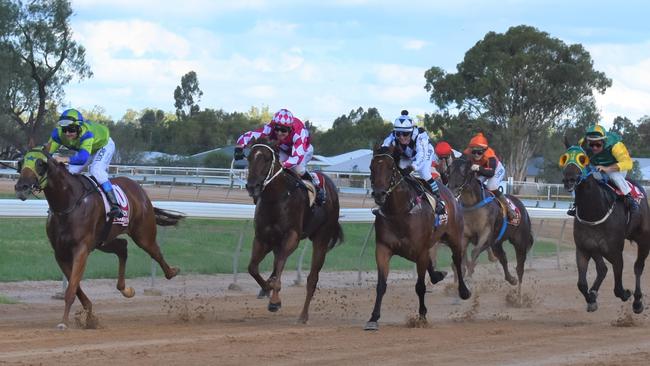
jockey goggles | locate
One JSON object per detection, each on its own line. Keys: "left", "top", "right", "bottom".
{"left": 274, "top": 125, "right": 291, "bottom": 133}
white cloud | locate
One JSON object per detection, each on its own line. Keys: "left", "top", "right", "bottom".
{"left": 403, "top": 39, "right": 427, "bottom": 50}
{"left": 241, "top": 85, "right": 276, "bottom": 99}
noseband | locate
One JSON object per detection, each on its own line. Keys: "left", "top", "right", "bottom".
{"left": 372, "top": 153, "right": 405, "bottom": 199}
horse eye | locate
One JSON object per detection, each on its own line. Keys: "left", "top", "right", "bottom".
{"left": 558, "top": 154, "right": 568, "bottom": 167}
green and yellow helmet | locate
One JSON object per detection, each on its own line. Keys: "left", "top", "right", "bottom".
{"left": 585, "top": 124, "right": 606, "bottom": 141}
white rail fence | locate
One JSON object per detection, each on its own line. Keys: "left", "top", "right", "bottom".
{"left": 1, "top": 200, "right": 572, "bottom": 292}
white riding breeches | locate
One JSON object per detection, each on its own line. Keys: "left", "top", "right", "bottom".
{"left": 399, "top": 144, "right": 434, "bottom": 180}
{"left": 478, "top": 160, "right": 505, "bottom": 191}
{"left": 67, "top": 138, "right": 115, "bottom": 185}
{"left": 279, "top": 145, "right": 319, "bottom": 184}
{"left": 607, "top": 170, "right": 631, "bottom": 195}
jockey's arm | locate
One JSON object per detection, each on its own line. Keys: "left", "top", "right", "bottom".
{"left": 411, "top": 134, "right": 430, "bottom": 171}
{"left": 612, "top": 142, "right": 633, "bottom": 171}
{"left": 477, "top": 157, "right": 497, "bottom": 177}
{"left": 69, "top": 138, "right": 93, "bottom": 165}
{"left": 46, "top": 129, "right": 61, "bottom": 154}
{"left": 236, "top": 124, "right": 272, "bottom": 147}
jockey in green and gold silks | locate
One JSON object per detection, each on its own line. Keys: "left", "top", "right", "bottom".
{"left": 565, "top": 124, "right": 637, "bottom": 216}
{"left": 45, "top": 108, "right": 123, "bottom": 218}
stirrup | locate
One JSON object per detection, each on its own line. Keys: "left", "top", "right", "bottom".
{"left": 567, "top": 205, "right": 576, "bottom": 217}
{"left": 108, "top": 206, "right": 123, "bottom": 219}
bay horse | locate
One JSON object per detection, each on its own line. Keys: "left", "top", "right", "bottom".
{"left": 560, "top": 144, "right": 650, "bottom": 313}
{"left": 365, "top": 145, "right": 471, "bottom": 331}
{"left": 245, "top": 137, "right": 343, "bottom": 323}
{"left": 446, "top": 156, "right": 533, "bottom": 294}
{"left": 14, "top": 148, "right": 183, "bottom": 329}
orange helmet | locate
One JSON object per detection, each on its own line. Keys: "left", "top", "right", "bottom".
{"left": 468, "top": 133, "right": 488, "bottom": 149}
{"left": 435, "top": 141, "right": 452, "bottom": 157}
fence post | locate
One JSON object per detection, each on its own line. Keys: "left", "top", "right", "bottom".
{"left": 228, "top": 220, "right": 248, "bottom": 291}
{"left": 556, "top": 220, "right": 568, "bottom": 270}
{"left": 294, "top": 242, "right": 309, "bottom": 286}
{"left": 144, "top": 226, "right": 164, "bottom": 296}
{"left": 357, "top": 223, "right": 375, "bottom": 285}
{"left": 529, "top": 219, "right": 544, "bottom": 269}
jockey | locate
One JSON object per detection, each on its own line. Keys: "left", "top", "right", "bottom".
{"left": 234, "top": 108, "right": 325, "bottom": 205}
{"left": 568, "top": 124, "right": 638, "bottom": 216}
{"left": 381, "top": 110, "right": 446, "bottom": 215}
{"left": 433, "top": 141, "right": 454, "bottom": 183}
{"left": 464, "top": 132, "right": 515, "bottom": 220}
{"left": 45, "top": 108, "right": 123, "bottom": 218}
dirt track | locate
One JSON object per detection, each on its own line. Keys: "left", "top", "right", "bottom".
{"left": 1, "top": 254, "right": 649, "bottom": 366}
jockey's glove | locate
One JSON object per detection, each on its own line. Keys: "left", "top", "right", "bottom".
{"left": 234, "top": 147, "right": 245, "bottom": 160}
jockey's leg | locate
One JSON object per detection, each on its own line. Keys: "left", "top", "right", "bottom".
{"left": 418, "top": 155, "right": 445, "bottom": 215}
{"left": 487, "top": 163, "right": 514, "bottom": 220}
{"left": 90, "top": 139, "right": 122, "bottom": 218}
{"left": 609, "top": 170, "right": 638, "bottom": 212}
{"left": 293, "top": 146, "right": 325, "bottom": 205}
{"left": 567, "top": 191, "right": 576, "bottom": 216}
{"left": 492, "top": 189, "right": 515, "bottom": 220}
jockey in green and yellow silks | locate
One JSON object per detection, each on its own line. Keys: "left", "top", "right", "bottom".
{"left": 45, "top": 108, "right": 123, "bottom": 218}
{"left": 566, "top": 124, "right": 638, "bottom": 216}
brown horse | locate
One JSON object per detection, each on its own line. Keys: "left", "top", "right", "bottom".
{"left": 14, "top": 149, "right": 182, "bottom": 329}
{"left": 447, "top": 156, "right": 534, "bottom": 294}
{"left": 244, "top": 137, "right": 343, "bottom": 323}
{"left": 365, "top": 145, "right": 471, "bottom": 331}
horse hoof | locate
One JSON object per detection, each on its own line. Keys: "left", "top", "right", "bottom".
{"left": 364, "top": 321, "right": 379, "bottom": 331}
{"left": 507, "top": 277, "right": 518, "bottom": 286}
{"left": 633, "top": 301, "right": 644, "bottom": 314}
{"left": 120, "top": 287, "right": 135, "bottom": 298}
{"left": 459, "top": 287, "right": 471, "bottom": 300}
{"left": 257, "top": 289, "right": 270, "bottom": 299}
{"left": 297, "top": 316, "right": 308, "bottom": 324}
{"left": 268, "top": 302, "right": 281, "bottom": 312}
{"left": 586, "top": 302, "right": 598, "bottom": 312}
{"left": 56, "top": 323, "right": 67, "bottom": 330}
{"left": 430, "top": 271, "right": 447, "bottom": 284}
{"left": 621, "top": 290, "right": 632, "bottom": 302}
{"left": 165, "top": 267, "right": 180, "bottom": 280}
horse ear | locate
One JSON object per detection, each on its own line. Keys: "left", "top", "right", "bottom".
{"left": 563, "top": 135, "right": 572, "bottom": 149}
{"left": 373, "top": 142, "right": 381, "bottom": 153}
{"left": 35, "top": 158, "right": 48, "bottom": 176}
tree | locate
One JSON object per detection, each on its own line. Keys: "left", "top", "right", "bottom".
{"left": 314, "top": 107, "right": 391, "bottom": 156}
{"left": 173, "top": 71, "right": 203, "bottom": 120}
{"left": 424, "top": 25, "right": 611, "bottom": 182}
{"left": 0, "top": 0, "right": 91, "bottom": 148}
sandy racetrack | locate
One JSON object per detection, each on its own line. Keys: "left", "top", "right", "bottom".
{"left": 1, "top": 254, "right": 649, "bottom": 366}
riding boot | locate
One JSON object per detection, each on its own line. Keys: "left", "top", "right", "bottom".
{"left": 301, "top": 172, "right": 325, "bottom": 206}
{"left": 626, "top": 193, "right": 639, "bottom": 213}
{"left": 494, "top": 191, "right": 515, "bottom": 220}
{"left": 427, "top": 179, "right": 446, "bottom": 215}
{"left": 101, "top": 182, "right": 123, "bottom": 218}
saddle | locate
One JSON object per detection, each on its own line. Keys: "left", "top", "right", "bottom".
{"left": 481, "top": 188, "right": 521, "bottom": 227}
{"left": 405, "top": 175, "right": 448, "bottom": 226}
{"left": 604, "top": 179, "right": 645, "bottom": 203}
{"left": 81, "top": 175, "right": 130, "bottom": 226}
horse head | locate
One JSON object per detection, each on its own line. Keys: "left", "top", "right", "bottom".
{"left": 14, "top": 148, "right": 51, "bottom": 200}
{"left": 559, "top": 145, "right": 591, "bottom": 192}
{"left": 369, "top": 144, "right": 401, "bottom": 206}
{"left": 245, "top": 136, "right": 281, "bottom": 202}
{"left": 446, "top": 155, "right": 477, "bottom": 198}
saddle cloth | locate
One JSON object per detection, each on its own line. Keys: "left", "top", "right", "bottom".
{"left": 422, "top": 191, "right": 449, "bottom": 226}
{"left": 82, "top": 175, "right": 130, "bottom": 226}
{"left": 503, "top": 196, "right": 522, "bottom": 226}
{"left": 609, "top": 180, "right": 645, "bottom": 204}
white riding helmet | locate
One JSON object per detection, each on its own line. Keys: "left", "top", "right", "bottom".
{"left": 393, "top": 110, "right": 414, "bottom": 133}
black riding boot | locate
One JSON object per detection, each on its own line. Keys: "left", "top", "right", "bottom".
{"left": 626, "top": 193, "right": 639, "bottom": 213}
{"left": 104, "top": 189, "right": 124, "bottom": 218}
{"left": 566, "top": 203, "right": 576, "bottom": 217}
{"left": 494, "top": 190, "right": 515, "bottom": 220}
{"left": 302, "top": 172, "right": 325, "bottom": 205}
{"left": 427, "top": 179, "right": 446, "bottom": 215}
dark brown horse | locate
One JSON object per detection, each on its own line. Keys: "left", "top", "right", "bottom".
{"left": 365, "top": 145, "right": 471, "bottom": 331}
{"left": 14, "top": 149, "right": 182, "bottom": 329}
{"left": 244, "top": 137, "right": 343, "bottom": 323}
{"left": 447, "top": 156, "right": 534, "bottom": 294}
{"left": 561, "top": 144, "right": 650, "bottom": 313}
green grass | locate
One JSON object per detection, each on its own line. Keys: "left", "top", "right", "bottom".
{"left": 0, "top": 217, "right": 561, "bottom": 282}
{"left": 0, "top": 294, "right": 19, "bottom": 304}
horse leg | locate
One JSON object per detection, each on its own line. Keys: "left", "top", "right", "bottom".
{"left": 55, "top": 256, "right": 93, "bottom": 317}
{"left": 416, "top": 254, "right": 429, "bottom": 321}
{"left": 576, "top": 248, "right": 597, "bottom": 312}
{"left": 427, "top": 259, "right": 447, "bottom": 285}
{"left": 298, "top": 240, "right": 328, "bottom": 324}
{"left": 609, "top": 251, "right": 632, "bottom": 302}
{"left": 97, "top": 238, "right": 134, "bottom": 298}
{"left": 632, "top": 241, "right": 649, "bottom": 313}
{"left": 247, "top": 237, "right": 272, "bottom": 298}
{"left": 131, "top": 230, "right": 179, "bottom": 280}
{"left": 468, "top": 231, "right": 491, "bottom": 277}
{"left": 58, "top": 244, "right": 91, "bottom": 329}
{"left": 589, "top": 254, "right": 608, "bottom": 296}
{"left": 515, "top": 242, "right": 528, "bottom": 298}
{"left": 364, "top": 244, "right": 391, "bottom": 331}
{"left": 492, "top": 241, "right": 517, "bottom": 285}
{"left": 448, "top": 236, "right": 471, "bottom": 301}
{"left": 267, "top": 231, "right": 300, "bottom": 312}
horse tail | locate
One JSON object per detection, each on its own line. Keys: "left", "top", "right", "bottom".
{"left": 328, "top": 222, "right": 344, "bottom": 251}
{"left": 154, "top": 207, "right": 185, "bottom": 226}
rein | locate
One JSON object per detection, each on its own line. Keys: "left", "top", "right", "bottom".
{"left": 251, "top": 143, "right": 284, "bottom": 192}
{"left": 573, "top": 168, "right": 619, "bottom": 226}
{"left": 372, "top": 153, "right": 421, "bottom": 214}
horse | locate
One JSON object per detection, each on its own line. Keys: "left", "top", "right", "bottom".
{"left": 446, "top": 156, "right": 534, "bottom": 294}
{"left": 365, "top": 145, "right": 471, "bottom": 331}
{"left": 244, "top": 137, "right": 343, "bottom": 323}
{"left": 560, "top": 143, "right": 650, "bottom": 313}
{"left": 14, "top": 148, "right": 183, "bottom": 329}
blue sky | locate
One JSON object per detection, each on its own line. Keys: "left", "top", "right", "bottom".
{"left": 65, "top": 0, "right": 650, "bottom": 129}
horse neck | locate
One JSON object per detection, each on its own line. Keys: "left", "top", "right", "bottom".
{"left": 574, "top": 176, "right": 615, "bottom": 218}
{"left": 383, "top": 180, "right": 417, "bottom": 215}
{"left": 43, "top": 164, "right": 85, "bottom": 212}
{"left": 458, "top": 180, "right": 484, "bottom": 207}
{"left": 260, "top": 161, "right": 291, "bottom": 202}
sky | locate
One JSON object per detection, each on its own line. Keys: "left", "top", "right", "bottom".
{"left": 64, "top": 0, "right": 650, "bottom": 129}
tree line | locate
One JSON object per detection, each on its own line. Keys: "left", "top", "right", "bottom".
{"left": 1, "top": 1, "right": 648, "bottom": 183}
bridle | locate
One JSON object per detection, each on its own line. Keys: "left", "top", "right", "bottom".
{"left": 251, "top": 143, "right": 284, "bottom": 192}
{"left": 371, "top": 153, "right": 405, "bottom": 199}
